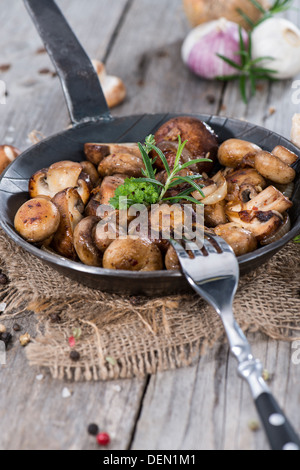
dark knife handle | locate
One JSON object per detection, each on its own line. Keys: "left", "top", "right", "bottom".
{"left": 255, "top": 392, "right": 300, "bottom": 450}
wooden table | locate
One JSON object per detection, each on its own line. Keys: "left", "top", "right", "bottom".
{"left": 0, "top": 0, "right": 299, "bottom": 451}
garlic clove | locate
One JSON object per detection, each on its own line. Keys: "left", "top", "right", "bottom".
{"left": 92, "top": 59, "right": 126, "bottom": 108}
{"left": 252, "top": 18, "right": 300, "bottom": 80}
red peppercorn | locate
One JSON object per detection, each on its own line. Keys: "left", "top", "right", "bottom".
{"left": 97, "top": 432, "right": 110, "bottom": 446}
{"left": 68, "top": 336, "right": 76, "bottom": 348}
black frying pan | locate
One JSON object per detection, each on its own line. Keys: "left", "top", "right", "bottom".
{"left": 0, "top": 0, "right": 299, "bottom": 296}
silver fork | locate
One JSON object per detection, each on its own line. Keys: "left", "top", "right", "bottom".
{"left": 171, "top": 234, "right": 300, "bottom": 451}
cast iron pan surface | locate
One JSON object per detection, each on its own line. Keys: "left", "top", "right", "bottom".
{"left": 0, "top": 113, "right": 299, "bottom": 295}
{"left": 0, "top": 0, "right": 299, "bottom": 295}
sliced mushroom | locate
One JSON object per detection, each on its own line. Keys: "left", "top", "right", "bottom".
{"left": 98, "top": 153, "right": 145, "bottom": 177}
{"left": 254, "top": 151, "right": 296, "bottom": 184}
{"left": 214, "top": 223, "right": 257, "bottom": 256}
{"left": 73, "top": 216, "right": 102, "bottom": 266}
{"left": 0, "top": 145, "right": 20, "bottom": 174}
{"left": 226, "top": 209, "right": 283, "bottom": 241}
{"left": 226, "top": 168, "right": 266, "bottom": 201}
{"left": 29, "top": 160, "right": 92, "bottom": 204}
{"left": 102, "top": 237, "right": 163, "bottom": 271}
{"left": 153, "top": 116, "right": 218, "bottom": 173}
{"left": 228, "top": 185, "right": 293, "bottom": 214}
{"left": 84, "top": 143, "right": 141, "bottom": 166}
{"left": 51, "top": 188, "right": 84, "bottom": 259}
{"left": 14, "top": 197, "right": 60, "bottom": 243}
{"left": 218, "top": 139, "right": 261, "bottom": 168}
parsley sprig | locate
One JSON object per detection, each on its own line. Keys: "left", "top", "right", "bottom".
{"left": 294, "top": 234, "right": 300, "bottom": 244}
{"left": 109, "top": 135, "right": 211, "bottom": 209}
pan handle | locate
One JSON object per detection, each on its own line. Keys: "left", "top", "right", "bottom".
{"left": 24, "top": 0, "right": 111, "bottom": 125}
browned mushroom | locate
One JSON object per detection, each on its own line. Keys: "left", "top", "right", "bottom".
{"left": 102, "top": 237, "right": 163, "bottom": 271}
{"left": 204, "top": 201, "right": 227, "bottom": 227}
{"left": 84, "top": 143, "right": 141, "bottom": 166}
{"left": 226, "top": 209, "right": 283, "bottom": 241}
{"left": 80, "top": 161, "right": 99, "bottom": 186}
{"left": 29, "top": 161, "right": 92, "bottom": 204}
{"left": 0, "top": 145, "right": 20, "bottom": 174}
{"left": 226, "top": 168, "right": 266, "bottom": 201}
{"left": 254, "top": 151, "right": 296, "bottom": 185}
{"left": 51, "top": 188, "right": 84, "bottom": 259}
{"left": 98, "top": 153, "right": 145, "bottom": 177}
{"left": 153, "top": 116, "right": 218, "bottom": 173}
{"left": 165, "top": 244, "right": 180, "bottom": 270}
{"left": 228, "top": 185, "right": 293, "bottom": 214}
{"left": 14, "top": 197, "right": 60, "bottom": 244}
{"left": 85, "top": 174, "right": 128, "bottom": 216}
{"left": 218, "top": 139, "right": 261, "bottom": 168}
{"left": 214, "top": 223, "right": 257, "bottom": 256}
{"left": 73, "top": 216, "right": 102, "bottom": 266}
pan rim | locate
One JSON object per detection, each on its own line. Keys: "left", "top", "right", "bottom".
{"left": 0, "top": 112, "right": 299, "bottom": 280}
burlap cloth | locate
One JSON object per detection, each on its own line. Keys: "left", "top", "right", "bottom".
{"left": 0, "top": 228, "right": 299, "bottom": 382}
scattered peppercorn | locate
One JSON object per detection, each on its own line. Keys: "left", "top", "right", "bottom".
{"left": 97, "top": 432, "right": 110, "bottom": 446}
{"left": 206, "top": 94, "right": 216, "bottom": 105}
{"left": 87, "top": 423, "right": 99, "bottom": 436}
{"left": 70, "top": 350, "right": 80, "bottom": 362}
{"left": 13, "top": 323, "right": 22, "bottom": 332}
{"left": 129, "top": 296, "right": 145, "bottom": 306}
{"left": 248, "top": 420, "right": 260, "bottom": 432}
{"left": 1, "top": 332, "right": 12, "bottom": 348}
{"left": 19, "top": 333, "right": 31, "bottom": 347}
{"left": 49, "top": 313, "right": 61, "bottom": 323}
{"left": 0, "top": 273, "right": 9, "bottom": 285}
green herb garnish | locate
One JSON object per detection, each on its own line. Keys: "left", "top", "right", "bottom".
{"left": 109, "top": 135, "right": 211, "bottom": 209}
{"left": 217, "top": 28, "right": 277, "bottom": 104}
{"left": 217, "top": 0, "right": 294, "bottom": 103}
{"left": 294, "top": 234, "right": 300, "bottom": 244}
{"left": 237, "top": 0, "right": 294, "bottom": 29}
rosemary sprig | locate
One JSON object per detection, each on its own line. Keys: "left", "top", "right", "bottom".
{"left": 217, "top": 27, "right": 277, "bottom": 104}
{"left": 237, "top": 0, "right": 294, "bottom": 29}
{"left": 218, "top": 0, "right": 294, "bottom": 103}
{"left": 109, "top": 135, "right": 211, "bottom": 209}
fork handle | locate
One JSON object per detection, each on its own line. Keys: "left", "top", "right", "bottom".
{"left": 254, "top": 392, "right": 300, "bottom": 451}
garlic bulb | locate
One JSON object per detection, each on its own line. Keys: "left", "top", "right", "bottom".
{"left": 252, "top": 18, "right": 300, "bottom": 79}
{"left": 182, "top": 18, "right": 248, "bottom": 80}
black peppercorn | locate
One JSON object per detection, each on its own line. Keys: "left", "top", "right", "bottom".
{"left": 49, "top": 313, "right": 61, "bottom": 323}
{"left": 70, "top": 350, "right": 80, "bottom": 362}
{"left": 13, "top": 324, "right": 22, "bottom": 332}
{"left": 0, "top": 332, "right": 12, "bottom": 348}
{"left": 87, "top": 423, "right": 99, "bottom": 436}
{"left": 0, "top": 273, "right": 8, "bottom": 285}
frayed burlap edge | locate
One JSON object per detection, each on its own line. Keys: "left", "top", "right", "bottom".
{"left": 0, "top": 229, "right": 299, "bottom": 382}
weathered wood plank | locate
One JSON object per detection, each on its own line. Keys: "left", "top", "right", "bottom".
{"left": 0, "top": 0, "right": 148, "bottom": 451}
